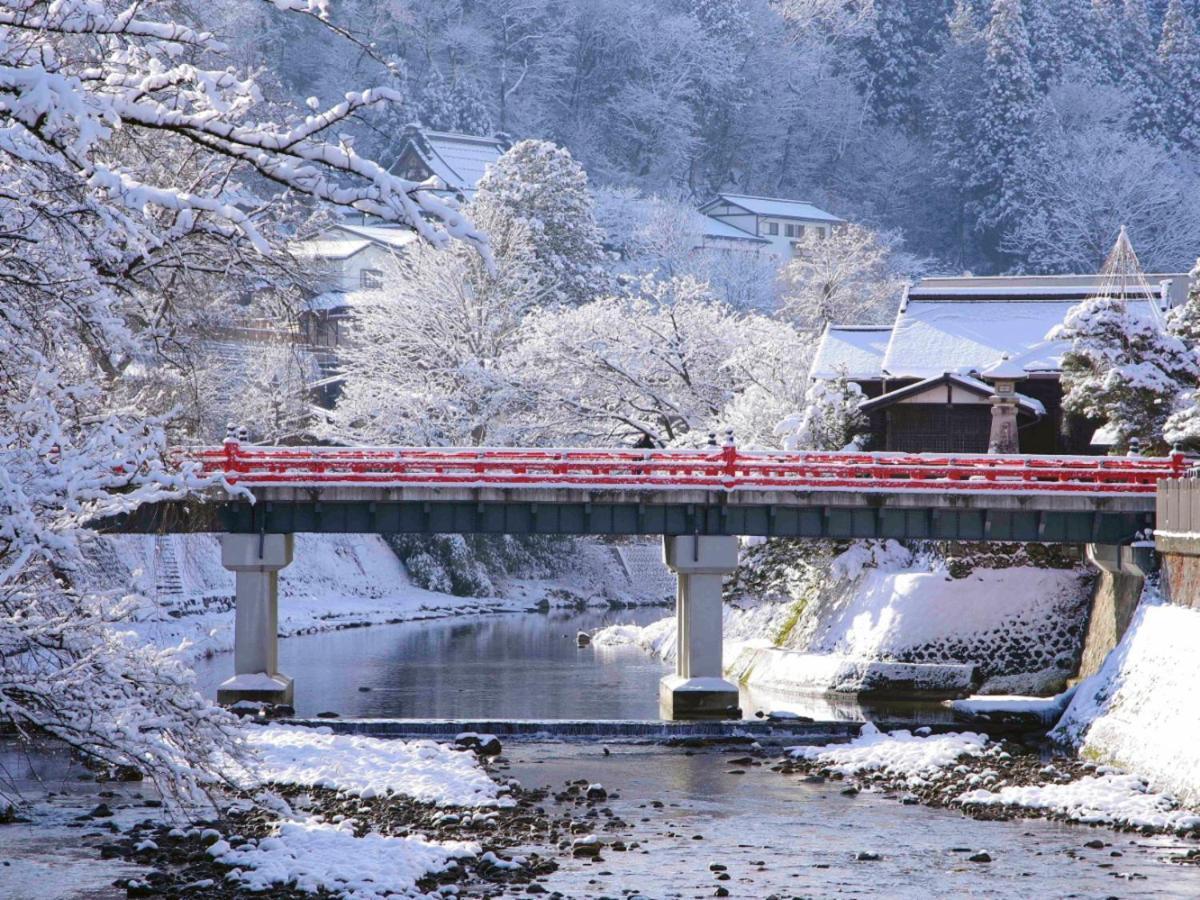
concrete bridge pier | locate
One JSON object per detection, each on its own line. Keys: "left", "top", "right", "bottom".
{"left": 216, "top": 533, "right": 295, "bottom": 707}
{"left": 659, "top": 535, "right": 741, "bottom": 720}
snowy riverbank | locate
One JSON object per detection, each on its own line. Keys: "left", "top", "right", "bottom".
{"left": 78, "top": 533, "right": 674, "bottom": 660}
{"left": 1053, "top": 588, "right": 1200, "bottom": 805}
{"left": 784, "top": 723, "right": 1200, "bottom": 838}
{"left": 594, "top": 539, "right": 1095, "bottom": 697}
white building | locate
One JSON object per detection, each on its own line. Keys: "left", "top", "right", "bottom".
{"left": 696, "top": 193, "right": 843, "bottom": 256}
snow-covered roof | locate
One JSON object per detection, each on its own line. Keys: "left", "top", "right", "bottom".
{"left": 810, "top": 325, "right": 891, "bottom": 380}
{"left": 883, "top": 292, "right": 1171, "bottom": 381}
{"left": 291, "top": 238, "right": 371, "bottom": 260}
{"left": 909, "top": 273, "right": 1189, "bottom": 302}
{"left": 700, "top": 193, "right": 843, "bottom": 223}
{"left": 860, "top": 372, "right": 1045, "bottom": 417}
{"left": 402, "top": 129, "right": 507, "bottom": 194}
{"left": 332, "top": 223, "right": 421, "bottom": 251}
{"left": 291, "top": 223, "right": 420, "bottom": 262}
{"left": 303, "top": 289, "right": 385, "bottom": 313}
{"left": 699, "top": 215, "right": 767, "bottom": 243}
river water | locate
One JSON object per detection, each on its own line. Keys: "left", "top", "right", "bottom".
{"left": 192, "top": 608, "right": 956, "bottom": 723}
{"left": 9, "top": 610, "right": 1200, "bottom": 897}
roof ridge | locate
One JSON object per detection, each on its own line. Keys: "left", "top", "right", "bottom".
{"left": 718, "top": 191, "right": 814, "bottom": 204}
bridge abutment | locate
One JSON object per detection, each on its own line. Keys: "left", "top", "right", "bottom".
{"left": 659, "top": 535, "right": 741, "bottom": 720}
{"left": 216, "top": 533, "right": 294, "bottom": 708}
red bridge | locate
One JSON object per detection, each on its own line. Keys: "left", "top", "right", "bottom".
{"left": 192, "top": 441, "right": 1184, "bottom": 495}
{"left": 131, "top": 442, "right": 1183, "bottom": 713}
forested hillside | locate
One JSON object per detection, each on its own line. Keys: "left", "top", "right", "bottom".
{"left": 217, "top": 0, "right": 1200, "bottom": 274}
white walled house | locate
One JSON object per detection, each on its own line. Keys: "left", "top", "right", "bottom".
{"left": 697, "top": 193, "right": 843, "bottom": 256}
{"left": 291, "top": 222, "right": 421, "bottom": 349}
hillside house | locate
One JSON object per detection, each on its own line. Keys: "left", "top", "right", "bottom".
{"left": 291, "top": 222, "right": 420, "bottom": 352}
{"left": 390, "top": 127, "right": 509, "bottom": 199}
{"left": 812, "top": 273, "right": 1192, "bottom": 454}
{"left": 697, "top": 193, "right": 843, "bottom": 256}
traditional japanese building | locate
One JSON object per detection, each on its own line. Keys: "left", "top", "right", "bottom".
{"left": 390, "top": 126, "right": 510, "bottom": 200}
{"left": 812, "top": 273, "right": 1193, "bottom": 454}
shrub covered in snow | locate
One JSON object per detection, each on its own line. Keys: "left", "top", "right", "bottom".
{"left": 774, "top": 374, "right": 868, "bottom": 451}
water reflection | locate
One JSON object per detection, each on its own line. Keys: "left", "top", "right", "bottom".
{"left": 194, "top": 608, "right": 672, "bottom": 719}
{"left": 193, "top": 609, "right": 956, "bottom": 722}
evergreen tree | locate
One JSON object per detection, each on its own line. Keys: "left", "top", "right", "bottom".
{"left": 1054, "top": 231, "right": 1199, "bottom": 452}
{"left": 419, "top": 70, "right": 494, "bottom": 135}
{"left": 858, "top": 1, "right": 952, "bottom": 127}
{"left": 473, "top": 140, "right": 610, "bottom": 306}
{"left": 1023, "top": 0, "right": 1071, "bottom": 86}
{"left": 1158, "top": 0, "right": 1200, "bottom": 151}
{"left": 971, "top": 0, "right": 1040, "bottom": 254}
{"left": 1084, "top": 0, "right": 1127, "bottom": 83}
{"left": 1122, "top": 0, "right": 1166, "bottom": 140}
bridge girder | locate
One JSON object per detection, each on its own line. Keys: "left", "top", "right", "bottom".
{"left": 102, "top": 494, "right": 1154, "bottom": 544}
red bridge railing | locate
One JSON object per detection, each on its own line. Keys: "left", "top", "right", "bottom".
{"left": 186, "top": 442, "right": 1188, "bottom": 496}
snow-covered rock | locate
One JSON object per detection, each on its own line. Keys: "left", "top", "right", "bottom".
{"left": 958, "top": 771, "right": 1200, "bottom": 832}
{"left": 211, "top": 817, "right": 479, "bottom": 899}
{"left": 239, "top": 724, "right": 507, "bottom": 808}
{"left": 789, "top": 723, "right": 989, "bottom": 778}
{"left": 595, "top": 540, "right": 1093, "bottom": 697}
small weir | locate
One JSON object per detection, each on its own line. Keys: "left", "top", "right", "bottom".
{"left": 279, "top": 717, "right": 863, "bottom": 742}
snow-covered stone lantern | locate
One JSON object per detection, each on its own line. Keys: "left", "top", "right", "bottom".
{"left": 981, "top": 354, "right": 1025, "bottom": 454}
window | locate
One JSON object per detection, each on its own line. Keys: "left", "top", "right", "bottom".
{"left": 796, "top": 224, "right": 807, "bottom": 239}
{"left": 784, "top": 223, "right": 795, "bottom": 237}
{"left": 360, "top": 268, "right": 384, "bottom": 290}
{"left": 766, "top": 221, "right": 779, "bottom": 236}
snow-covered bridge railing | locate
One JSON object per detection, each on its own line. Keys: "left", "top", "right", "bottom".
{"left": 102, "top": 442, "right": 1172, "bottom": 543}
{"left": 189, "top": 441, "right": 1185, "bottom": 496}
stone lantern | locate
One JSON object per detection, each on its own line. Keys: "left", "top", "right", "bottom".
{"left": 981, "top": 354, "right": 1025, "bottom": 454}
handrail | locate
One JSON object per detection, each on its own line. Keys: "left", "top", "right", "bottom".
{"left": 179, "top": 442, "right": 1188, "bottom": 495}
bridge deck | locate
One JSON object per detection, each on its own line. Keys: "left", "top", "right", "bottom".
{"left": 100, "top": 444, "right": 1173, "bottom": 543}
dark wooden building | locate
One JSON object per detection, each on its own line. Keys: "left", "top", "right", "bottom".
{"left": 810, "top": 274, "right": 1191, "bottom": 455}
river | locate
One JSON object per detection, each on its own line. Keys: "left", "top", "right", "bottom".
{"left": 7, "top": 609, "right": 1200, "bottom": 897}
{"left": 191, "top": 608, "right": 957, "bottom": 723}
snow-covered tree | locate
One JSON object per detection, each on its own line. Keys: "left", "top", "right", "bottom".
{"left": 1121, "top": 0, "right": 1166, "bottom": 140}
{"left": 1002, "top": 127, "right": 1200, "bottom": 272}
{"left": 971, "top": 0, "right": 1040, "bottom": 252}
{"left": 775, "top": 374, "right": 869, "bottom": 451}
{"left": 1052, "top": 233, "right": 1200, "bottom": 451}
{"left": 1157, "top": 0, "right": 1200, "bottom": 151}
{"left": 777, "top": 225, "right": 914, "bottom": 333}
{"left": 474, "top": 140, "right": 609, "bottom": 306}
{"left": 420, "top": 69, "right": 494, "bottom": 136}
{"left": 1055, "top": 298, "right": 1198, "bottom": 451}
{"left": 0, "top": 0, "right": 485, "bottom": 804}
{"left": 856, "top": 1, "right": 951, "bottom": 127}
{"left": 512, "top": 276, "right": 811, "bottom": 446}
{"left": 327, "top": 206, "right": 547, "bottom": 446}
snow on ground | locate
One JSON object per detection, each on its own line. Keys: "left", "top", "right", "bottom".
{"left": 208, "top": 725, "right": 510, "bottom": 899}
{"left": 240, "top": 724, "right": 507, "bottom": 807}
{"left": 958, "top": 770, "right": 1200, "bottom": 832}
{"left": 1053, "top": 591, "right": 1200, "bottom": 805}
{"left": 788, "top": 723, "right": 989, "bottom": 779}
{"left": 209, "top": 818, "right": 480, "bottom": 900}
